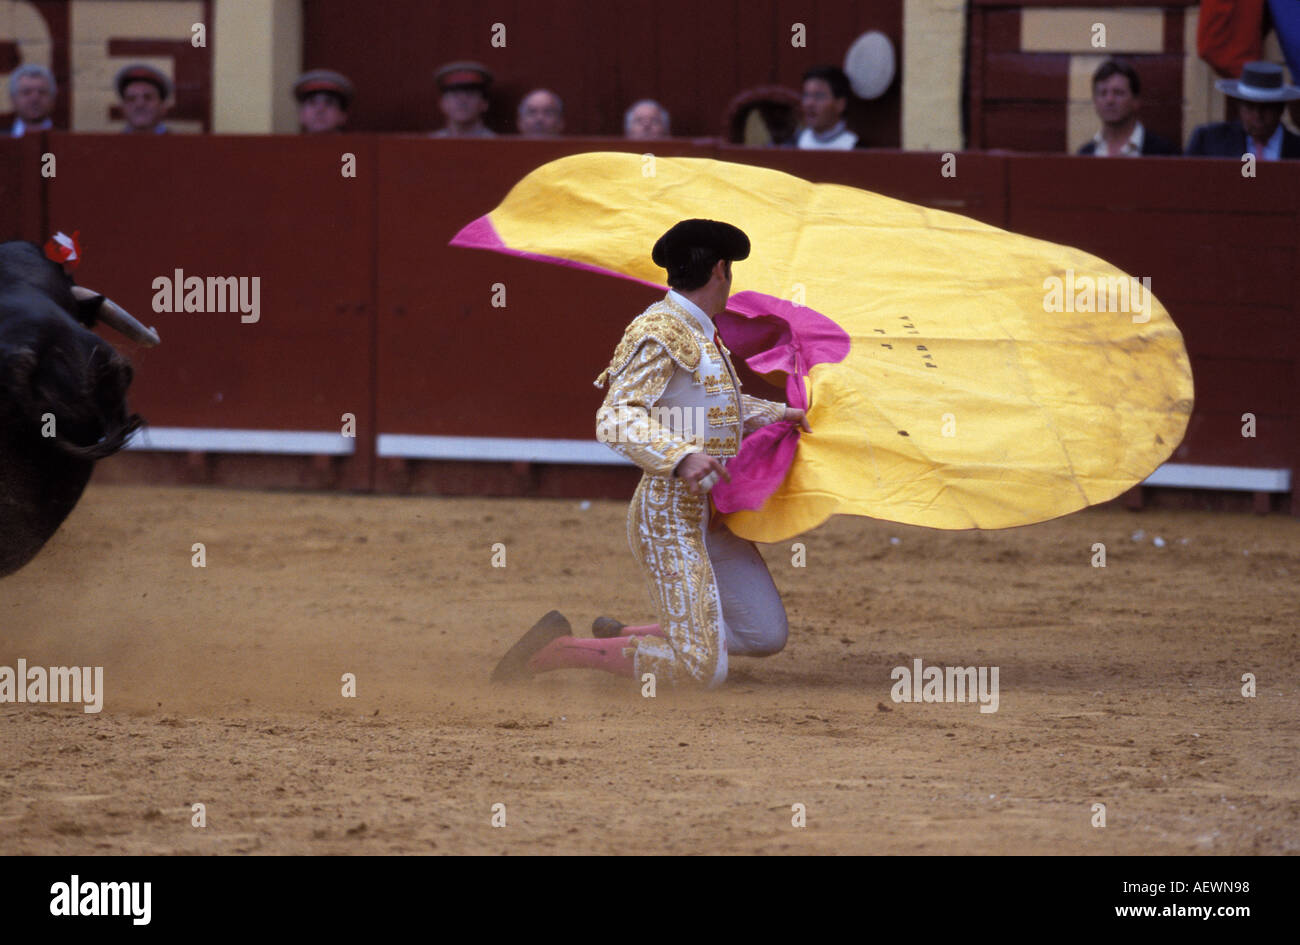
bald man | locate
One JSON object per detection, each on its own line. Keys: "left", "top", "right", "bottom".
{"left": 517, "top": 88, "right": 564, "bottom": 136}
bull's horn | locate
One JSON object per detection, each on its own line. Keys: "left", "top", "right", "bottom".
{"left": 71, "top": 286, "right": 161, "bottom": 347}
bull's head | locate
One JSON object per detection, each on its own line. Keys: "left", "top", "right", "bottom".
{"left": 0, "top": 240, "right": 160, "bottom": 576}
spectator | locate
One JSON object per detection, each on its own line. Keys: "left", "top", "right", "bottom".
{"left": 1078, "top": 59, "right": 1178, "bottom": 156}
{"left": 517, "top": 88, "right": 564, "bottom": 136}
{"left": 624, "top": 99, "right": 670, "bottom": 139}
{"left": 294, "top": 69, "right": 353, "bottom": 134}
{"left": 115, "top": 64, "right": 172, "bottom": 135}
{"left": 797, "top": 65, "right": 858, "bottom": 149}
{"left": 4, "top": 64, "right": 56, "bottom": 137}
{"left": 1186, "top": 60, "right": 1300, "bottom": 159}
{"left": 431, "top": 61, "right": 495, "bottom": 137}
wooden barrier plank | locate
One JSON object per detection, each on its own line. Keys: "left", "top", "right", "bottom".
{"left": 1177, "top": 411, "right": 1295, "bottom": 468}
{"left": 0, "top": 135, "right": 47, "bottom": 242}
{"left": 1007, "top": 156, "right": 1300, "bottom": 213}
{"left": 13, "top": 137, "right": 1292, "bottom": 507}
{"left": 981, "top": 103, "right": 1070, "bottom": 152}
{"left": 44, "top": 133, "right": 379, "bottom": 490}
{"left": 983, "top": 52, "right": 1069, "bottom": 101}
{"left": 715, "top": 146, "right": 1010, "bottom": 227}
{"left": 371, "top": 137, "right": 705, "bottom": 472}
{"left": 1174, "top": 303, "right": 1297, "bottom": 360}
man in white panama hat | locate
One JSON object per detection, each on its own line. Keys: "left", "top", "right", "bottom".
{"left": 1186, "top": 61, "right": 1300, "bottom": 159}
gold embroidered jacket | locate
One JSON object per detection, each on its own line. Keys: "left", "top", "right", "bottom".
{"left": 594, "top": 296, "right": 787, "bottom": 477}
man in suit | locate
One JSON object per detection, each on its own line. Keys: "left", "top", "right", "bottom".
{"left": 1078, "top": 59, "right": 1179, "bottom": 156}
{"left": 1186, "top": 61, "right": 1300, "bottom": 159}
{"left": 4, "top": 64, "right": 56, "bottom": 137}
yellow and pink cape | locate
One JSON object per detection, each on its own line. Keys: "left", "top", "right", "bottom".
{"left": 452, "top": 152, "right": 1193, "bottom": 543}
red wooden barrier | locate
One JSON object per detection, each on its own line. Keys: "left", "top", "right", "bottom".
{"left": 5, "top": 133, "right": 1295, "bottom": 511}
{"left": 44, "top": 133, "right": 378, "bottom": 490}
{"left": 0, "top": 136, "right": 47, "bottom": 242}
{"left": 1004, "top": 155, "right": 1299, "bottom": 502}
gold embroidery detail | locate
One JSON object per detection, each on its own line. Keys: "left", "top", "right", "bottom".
{"left": 703, "top": 436, "right": 738, "bottom": 457}
{"left": 595, "top": 341, "right": 701, "bottom": 477}
{"left": 701, "top": 373, "right": 728, "bottom": 394}
{"left": 626, "top": 475, "right": 722, "bottom": 686}
{"left": 741, "top": 394, "right": 787, "bottom": 432}
{"left": 706, "top": 405, "right": 739, "bottom": 427}
{"left": 594, "top": 303, "right": 700, "bottom": 388}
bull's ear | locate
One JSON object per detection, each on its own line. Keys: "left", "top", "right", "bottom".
{"left": 73, "top": 291, "right": 105, "bottom": 328}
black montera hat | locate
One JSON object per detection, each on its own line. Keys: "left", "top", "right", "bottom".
{"left": 652, "top": 219, "right": 750, "bottom": 269}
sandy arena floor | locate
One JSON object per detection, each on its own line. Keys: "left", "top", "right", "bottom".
{"left": 2, "top": 483, "right": 1297, "bottom": 855}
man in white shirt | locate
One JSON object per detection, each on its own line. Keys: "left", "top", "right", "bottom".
{"left": 5, "top": 64, "right": 56, "bottom": 137}
{"left": 1078, "top": 59, "right": 1179, "bottom": 156}
{"left": 796, "top": 65, "right": 859, "bottom": 150}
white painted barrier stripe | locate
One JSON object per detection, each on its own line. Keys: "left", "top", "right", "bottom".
{"left": 125, "top": 427, "right": 355, "bottom": 456}
{"left": 122, "top": 430, "right": 1291, "bottom": 491}
{"left": 376, "top": 434, "right": 631, "bottom": 465}
{"left": 1142, "top": 463, "right": 1290, "bottom": 492}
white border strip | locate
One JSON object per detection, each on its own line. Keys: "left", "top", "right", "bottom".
{"left": 1142, "top": 463, "right": 1290, "bottom": 492}
{"left": 123, "top": 431, "right": 1292, "bottom": 490}
{"left": 125, "top": 427, "right": 355, "bottom": 456}
{"left": 376, "top": 434, "right": 632, "bottom": 466}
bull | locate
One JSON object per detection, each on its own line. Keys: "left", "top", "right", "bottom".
{"left": 0, "top": 240, "right": 159, "bottom": 577}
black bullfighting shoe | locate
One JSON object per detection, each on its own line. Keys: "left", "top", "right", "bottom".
{"left": 590, "top": 616, "right": 626, "bottom": 639}
{"left": 491, "top": 610, "right": 572, "bottom": 682}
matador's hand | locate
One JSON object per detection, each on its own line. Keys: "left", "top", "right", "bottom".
{"left": 675, "top": 451, "right": 732, "bottom": 495}
{"left": 784, "top": 407, "right": 812, "bottom": 432}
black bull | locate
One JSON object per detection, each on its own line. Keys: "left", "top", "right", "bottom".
{"left": 0, "top": 241, "right": 159, "bottom": 577}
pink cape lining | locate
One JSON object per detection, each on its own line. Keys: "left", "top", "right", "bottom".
{"left": 450, "top": 217, "right": 851, "bottom": 516}
{"left": 451, "top": 215, "right": 666, "bottom": 290}
{"left": 710, "top": 293, "right": 849, "bottom": 513}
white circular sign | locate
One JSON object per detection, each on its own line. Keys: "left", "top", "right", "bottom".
{"left": 844, "top": 30, "right": 896, "bottom": 100}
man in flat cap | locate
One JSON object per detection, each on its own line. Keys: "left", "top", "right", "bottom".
{"left": 431, "top": 61, "right": 495, "bottom": 137}
{"left": 115, "top": 64, "right": 171, "bottom": 134}
{"left": 294, "top": 69, "right": 353, "bottom": 134}
{"left": 493, "top": 220, "right": 808, "bottom": 688}
{"left": 1186, "top": 61, "right": 1300, "bottom": 159}
{"left": 5, "top": 64, "right": 57, "bottom": 137}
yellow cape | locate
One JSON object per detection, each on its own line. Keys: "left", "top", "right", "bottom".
{"left": 452, "top": 152, "right": 1193, "bottom": 540}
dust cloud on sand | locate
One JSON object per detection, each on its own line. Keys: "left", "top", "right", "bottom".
{"left": 2, "top": 485, "right": 1296, "bottom": 854}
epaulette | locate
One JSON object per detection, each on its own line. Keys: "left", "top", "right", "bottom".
{"left": 594, "top": 303, "right": 701, "bottom": 388}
